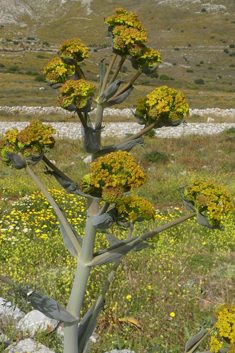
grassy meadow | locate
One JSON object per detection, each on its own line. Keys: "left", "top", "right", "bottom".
{"left": 1, "top": 128, "right": 235, "bottom": 352}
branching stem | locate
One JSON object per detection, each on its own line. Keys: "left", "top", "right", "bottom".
{"left": 109, "top": 57, "right": 126, "bottom": 84}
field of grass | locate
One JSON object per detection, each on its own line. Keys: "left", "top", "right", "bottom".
{"left": 1, "top": 128, "right": 235, "bottom": 352}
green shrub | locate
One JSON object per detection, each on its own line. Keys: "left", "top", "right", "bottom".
{"left": 160, "top": 74, "right": 174, "bottom": 80}
{"left": 37, "top": 54, "right": 46, "bottom": 59}
{"left": 0, "top": 63, "right": 5, "bottom": 68}
{"left": 34, "top": 74, "right": 46, "bottom": 82}
{"left": 208, "top": 67, "right": 214, "bottom": 70}
{"left": 186, "top": 69, "right": 193, "bottom": 73}
{"left": 229, "top": 44, "right": 235, "bottom": 48}
{"left": 201, "top": 8, "right": 207, "bottom": 12}
{"left": 143, "top": 150, "right": 169, "bottom": 163}
{"left": 194, "top": 79, "right": 205, "bottom": 84}
{"left": 224, "top": 48, "right": 229, "bottom": 54}
{"left": 5, "top": 65, "right": 19, "bottom": 73}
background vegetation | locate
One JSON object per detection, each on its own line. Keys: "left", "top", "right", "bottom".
{"left": 1, "top": 129, "right": 235, "bottom": 352}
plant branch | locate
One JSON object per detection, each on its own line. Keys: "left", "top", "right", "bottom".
{"left": 108, "top": 71, "right": 141, "bottom": 101}
{"left": 108, "top": 57, "right": 126, "bottom": 85}
{"left": 74, "top": 62, "right": 85, "bottom": 80}
{"left": 76, "top": 111, "right": 87, "bottom": 128}
{"left": 25, "top": 165, "right": 81, "bottom": 255}
{"left": 97, "top": 201, "right": 110, "bottom": 216}
{"left": 42, "top": 155, "right": 73, "bottom": 182}
{"left": 115, "top": 121, "right": 160, "bottom": 144}
{"left": 0, "top": 274, "right": 16, "bottom": 287}
{"left": 100, "top": 54, "right": 117, "bottom": 95}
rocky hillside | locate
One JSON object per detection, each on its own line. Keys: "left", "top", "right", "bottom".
{"left": 0, "top": 0, "right": 234, "bottom": 45}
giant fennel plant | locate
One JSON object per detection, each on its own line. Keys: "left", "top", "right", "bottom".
{"left": 0, "top": 8, "right": 234, "bottom": 353}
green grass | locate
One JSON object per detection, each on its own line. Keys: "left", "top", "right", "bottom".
{"left": 1, "top": 131, "right": 235, "bottom": 352}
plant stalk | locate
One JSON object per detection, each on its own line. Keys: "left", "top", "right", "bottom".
{"left": 108, "top": 71, "right": 141, "bottom": 101}
{"left": 64, "top": 198, "right": 98, "bottom": 353}
{"left": 25, "top": 165, "right": 81, "bottom": 255}
{"left": 108, "top": 57, "right": 126, "bottom": 84}
{"left": 100, "top": 54, "right": 117, "bottom": 95}
{"left": 74, "top": 63, "right": 85, "bottom": 80}
{"left": 42, "top": 155, "right": 73, "bottom": 182}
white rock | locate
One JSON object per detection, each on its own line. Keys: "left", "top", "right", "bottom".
{"left": 83, "top": 155, "right": 92, "bottom": 164}
{"left": 207, "top": 117, "right": 215, "bottom": 123}
{"left": 0, "top": 332, "right": 9, "bottom": 343}
{"left": 16, "top": 310, "right": 58, "bottom": 335}
{"left": 39, "top": 87, "right": 45, "bottom": 90}
{"left": 4, "top": 338, "right": 55, "bottom": 353}
{"left": 0, "top": 297, "right": 25, "bottom": 322}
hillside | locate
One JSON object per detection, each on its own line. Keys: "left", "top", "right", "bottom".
{"left": 0, "top": 0, "right": 234, "bottom": 109}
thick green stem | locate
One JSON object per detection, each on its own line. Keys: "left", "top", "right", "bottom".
{"left": 108, "top": 57, "right": 126, "bottom": 85}
{"left": 64, "top": 198, "right": 98, "bottom": 353}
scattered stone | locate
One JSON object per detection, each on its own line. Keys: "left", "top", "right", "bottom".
{"left": 0, "top": 297, "right": 25, "bottom": 322}
{"left": 16, "top": 310, "right": 58, "bottom": 336}
{"left": 39, "top": 87, "right": 45, "bottom": 90}
{"left": 4, "top": 338, "right": 55, "bottom": 353}
{"left": 83, "top": 155, "right": 92, "bottom": 164}
{"left": 207, "top": 117, "right": 215, "bottom": 122}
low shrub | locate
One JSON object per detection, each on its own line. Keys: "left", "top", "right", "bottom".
{"left": 143, "top": 150, "right": 169, "bottom": 163}
{"left": 194, "top": 79, "right": 205, "bottom": 84}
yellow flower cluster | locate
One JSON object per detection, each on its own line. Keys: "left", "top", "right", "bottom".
{"left": 79, "top": 151, "right": 146, "bottom": 202}
{"left": 57, "top": 79, "right": 97, "bottom": 110}
{"left": 134, "top": 46, "right": 162, "bottom": 68}
{"left": 104, "top": 8, "right": 146, "bottom": 32}
{"left": 117, "top": 194, "right": 155, "bottom": 222}
{"left": 136, "top": 86, "right": 189, "bottom": 125}
{"left": 185, "top": 179, "right": 234, "bottom": 226}
{"left": 43, "top": 57, "right": 75, "bottom": 83}
{"left": 59, "top": 38, "right": 89, "bottom": 62}
{"left": 0, "top": 121, "right": 56, "bottom": 163}
{"left": 105, "top": 8, "right": 150, "bottom": 57}
{"left": 210, "top": 304, "right": 235, "bottom": 352}
{"left": 113, "top": 25, "right": 148, "bottom": 54}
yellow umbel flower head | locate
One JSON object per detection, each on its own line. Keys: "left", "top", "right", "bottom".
{"left": 184, "top": 179, "right": 234, "bottom": 226}
{"left": 136, "top": 86, "right": 189, "bottom": 126}
{"left": 0, "top": 121, "right": 56, "bottom": 165}
{"left": 58, "top": 79, "right": 97, "bottom": 111}
{"left": 79, "top": 151, "right": 146, "bottom": 200}
{"left": 59, "top": 38, "right": 89, "bottom": 62}
{"left": 117, "top": 194, "right": 155, "bottom": 222}
{"left": 43, "top": 57, "right": 75, "bottom": 83}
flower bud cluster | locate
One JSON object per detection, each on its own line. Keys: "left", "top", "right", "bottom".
{"left": 184, "top": 179, "right": 234, "bottom": 226}
{"left": 57, "top": 79, "right": 97, "bottom": 110}
{"left": 79, "top": 151, "right": 146, "bottom": 202}
{"left": 59, "top": 38, "right": 89, "bottom": 62}
{"left": 210, "top": 304, "right": 235, "bottom": 353}
{"left": 136, "top": 85, "right": 189, "bottom": 125}
{"left": 104, "top": 8, "right": 162, "bottom": 69}
{"left": 0, "top": 120, "right": 55, "bottom": 164}
{"left": 117, "top": 194, "right": 155, "bottom": 222}
{"left": 44, "top": 57, "right": 75, "bottom": 83}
